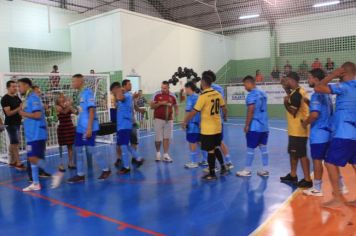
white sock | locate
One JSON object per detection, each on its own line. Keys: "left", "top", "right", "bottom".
{"left": 163, "top": 153, "right": 169, "bottom": 158}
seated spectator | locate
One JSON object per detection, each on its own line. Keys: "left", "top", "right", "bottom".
{"left": 255, "top": 70, "right": 264, "bottom": 82}
{"left": 284, "top": 60, "right": 292, "bottom": 72}
{"left": 270, "top": 66, "right": 280, "bottom": 81}
{"left": 299, "top": 60, "right": 308, "bottom": 80}
{"left": 311, "top": 58, "right": 322, "bottom": 69}
{"left": 325, "top": 58, "right": 335, "bottom": 74}
{"left": 49, "top": 65, "right": 60, "bottom": 89}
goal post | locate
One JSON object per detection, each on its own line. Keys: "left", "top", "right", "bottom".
{"left": 0, "top": 72, "right": 112, "bottom": 164}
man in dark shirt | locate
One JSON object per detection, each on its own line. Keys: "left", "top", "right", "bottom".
{"left": 1, "top": 80, "right": 25, "bottom": 170}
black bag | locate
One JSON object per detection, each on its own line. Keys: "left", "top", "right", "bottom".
{"left": 97, "top": 122, "right": 116, "bottom": 136}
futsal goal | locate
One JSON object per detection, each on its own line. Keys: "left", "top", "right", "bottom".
{"left": 0, "top": 72, "right": 112, "bottom": 164}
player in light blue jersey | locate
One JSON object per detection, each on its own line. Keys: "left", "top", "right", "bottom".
{"left": 67, "top": 74, "right": 111, "bottom": 184}
{"left": 183, "top": 82, "right": 208, "bottom": 168}
{"left": 302, "top": 69, "right": 347, "bottom": 197}
{"left": 204, "top": 70, "right": 234, "bottom": 170}
{"left": 18, "top": 78, "right": 64, "bottom": 191}
{"left": 115, "top": 79, "right": 144, "bottom": 175}
{"left": 236, "top": 76, "right": 269, "bottom": 177}
{"left": 314, "top": 62, "right": 356, "bottom": 209}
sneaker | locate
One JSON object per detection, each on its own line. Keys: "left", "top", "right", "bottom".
{"left": 280, "top": 173, "right": 298, "bottom": 184}
{"left": 198, "top": 161, "right": 208, "bottom": 166}
{"left": 67, "top": 175, "right": 85, "bottom": 184}
{"left": 203, "top": 167, "right": 219, "bottom": 173}
{"left": 23, "top": 183, "right": 41, "bottom": 192}
{"left": 51, "top": 171, "right": 64, "bottom": 189}
{"left": 155, "top": 153, "right": 162, "bottom": 162}
{"left": 68, "top": 165, "right": 77, "bottom": 170}
{"left": 132, "top": 158, "right": 145, "bottom": 168}
{"left": 15, "top": 163, "right": 26, "bottom": 171}
{"left": 58, "top": 165, "right": 66, "bottom": 172}
{"left": 220, "top": 166, "right": 230, "bottom": 176}
{"left": 9, "top": 163, "right": 17, "bottom": 168}
{"left": 226, "top": 162, "right": 234, "bottom": 170}
{"left": 114, "top": 159, "right": 122, "bottom": 168}
{"left": 340, "top": 185, "right": 349, "bottom": 195}
{"left": 119, "top": 167, "right": 131, "bottom": 175}
{"left": 303, "top": 187, "right": 323, "bottom": 197}
{"left": 98, "top": 170, "right": 111, "bottom": 180}
{"left": 39, "top": 171, "right": 52, "bottom": 178}
{"left": 297, "top": 179, "right": 313, "bottom": 188}
{"left": 202, "top": 173, "right": 217, "bottom": 181}
{"left": 257, "top": 170, "right": 269, "bottom": 177}
{"left": 184, "top": 162, "right": 199, "bottom": 169}
{"left": 162, "top": 155, "right": 173, "bottom": 163}
{"left": 236, "top": 170, "right": 252, "bottom": 177}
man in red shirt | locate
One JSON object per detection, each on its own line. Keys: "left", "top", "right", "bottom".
{"left": 311, "top": 58, "right": 323, "bottom": 70}
{"left": 150, "top": 81, "right": 179, "bottom": 162}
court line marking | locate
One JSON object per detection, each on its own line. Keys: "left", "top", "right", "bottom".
{"left": 0, "top": 181, "right": 165, "bottom": 236}
{"left": 224, "top": 122, "right": 288, "bottom": 132}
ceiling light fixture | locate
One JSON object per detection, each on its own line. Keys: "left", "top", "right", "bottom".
{"left": 313, "top": 1, "right": 340, "bottom": 8}
{"left": 239, "top": 14, "right": 260, "bottom": 20}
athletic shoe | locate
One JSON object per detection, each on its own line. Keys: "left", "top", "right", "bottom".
{"left": 202, "top": 173, "right": 217, "bottom": 181}
{"left": 162, "top": 155, "right": 173, "bottom": 163}
{"left": 9, "top": 163, "right": 17, "bottom": 168}
{"left": 68, "top": 165, "right": 77, "bottom": 170}
{"left": 198, "top": 161, "right": 208, "bottom": 166}
{"left": 184, "top": 162, "right": 199, "bottom": 169}
{"left": 340, "top": 185, "right": 349, "bottom": 195}
{"left": 67, "top": 175, "right": 85, "bottom": 184}
{"left": 15, "top": 164, "right": 26, "bottom": 171}
{"left": 39, "top": 171, "right": 52, "bottom": 178}
{"left": 203, "top": 167, "right": 219, "bottom": 173}
{"left": 98, "top": 170, "right": 111, "bottom": 180}
{"left": 23, "top": 183, "right": 41, "bottom": 192}
{"left": 257, "top": 170, "right": 269, "bottom": 177}
{"left": 297, "top": 179, "right": 313, "bottom": 188}
{"left": 114, "top": 159, "right": 122, "bottom": 168}
{"left": 236, "top": 170, "right": 252, "bottom": 177}
{"left": 155, "top": 152, "right": 162, "bottom": 162}
{"left": 280, "top": 173, "right": 298, "bottom": 184}
{"left": 226, "top": 162, "right": 234, "bottom": 170}
{"left": 303, "top": 187, "right": 323, "bottom": 197}
{"left": 132, "top": 158, "right": 145, "bottom": 168}
{"left": 58, "top": 165, "right": 66, "bottom": 172}
{"left": 119, "top": 167, "right": 131, "bottom": 175}
{"left": 51, "top": 171, "right": 64, "bottom": 189}
{"left": 220, "top": 166, "right": 230, "bottom": 176}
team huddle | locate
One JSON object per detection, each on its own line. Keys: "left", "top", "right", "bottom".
{"left": 4, "top": 63, "right": 356, "bottom": 210}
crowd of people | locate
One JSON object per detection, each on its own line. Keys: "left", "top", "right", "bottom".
{"left": 1, "top": 61, "right": 355, "bottom": 211}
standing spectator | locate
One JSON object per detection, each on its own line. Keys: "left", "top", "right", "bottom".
{"left": 298, "top": 60, "right": 309, "bottom": 80}
{"left": 255, "top": 70, "right": 264, "bottom": 83}
{"left": 325, "top": 58, "right": 335, "bottom": 74}
{"left": 284, "top": 60, "right": 292, "bottom": 72}
{"left": 280, "top": 72, "right": 312, "bottom": 188}
{"left": 135, "top": 90, "right": 147, "bottom": 127}
{"left": 311, "top": 58, "right": 323, "bottom": 70}
{"left": 56, "top": 94, "right": 77, "bottom": 171}
{"left": 150, "top": 81, "right": 179, "bottom": 162}
{"left": 270, "top": 67, "right": 280, "bottom": 81}
{"left": 1, "top": 80, "right": 25, "bottom": 171}
{"left": 49, "top": 65, "right": 60, "bottom": 89}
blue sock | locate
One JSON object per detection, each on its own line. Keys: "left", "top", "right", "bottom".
{"left": 259, "top": 145, "right": 269, "bottom": 167}
{"left": 87, "top": 146, "right": 109, "bottom": 172}
{"left": 225, "top": 154, "right": 231, "bottom": 163}
{"left": 201, "top": 150, "right": 208, "bottom": 162}
{"left": 245, "top": 148, "right": 255, "bottom": 171}
{"left": 76, "top": 147, "right": 85, "bottom": 176}
{"left": 190, "top": 151, "right": 197, "bottom": 163}
{"left": 121, "top": 145, "right": 130, "bottom": 169}
{"left": 128, "top": 146, "right": 140, "bottom": 160}
{"left": 314, "top": 179, "right": 322, "bottom": 191}
{"left": 37, "top": 159, "right": 46, "bottom": 170}
{"left": 31, "top": 164, "right": 39, "bottom": 184}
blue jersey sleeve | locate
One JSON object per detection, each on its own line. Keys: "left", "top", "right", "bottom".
{"left": 28, "top": 96, "right": 42, "bottom": 112}
{"left": 328, "top": 83, "right": 346, "bottom": 95}
{"left": 310, "top": 93, "right": 322, "bottom": 113}
{"left": 246, "top": 92, "right": 257, "bottom": 106}
{"left": 186, "top": 96, "right": 194, "bottom": 112}
{"left": 85, "top": 89, "right": 96, "bottom": 108}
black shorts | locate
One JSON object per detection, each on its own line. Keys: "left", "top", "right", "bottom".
{"left": 6, "top": 125, "right": 20, "bottom": 145}
{"left": 288, "top": 136, "right": 308, "bottom": 158}
{"left": 130, "top": 126, "right": 138, "bottom": 145}
{"left": 201, "top": 133, "right": 222, "bottom": 151}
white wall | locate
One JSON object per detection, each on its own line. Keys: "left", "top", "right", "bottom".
{"left": 70, "top": 11, "right": 122, "bottom": 73}
{"left": 231, "top": 30, "right": 271, "bottom": 60}
{"left": 119, "top": 10, "right": 234, "bottom": 93}
{"left": 0, "top": 0, "right": 83, "bottom": 72}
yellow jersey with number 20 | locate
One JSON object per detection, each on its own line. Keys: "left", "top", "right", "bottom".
{"left": 194, "top": 88, "right": 225, "bottom": 135}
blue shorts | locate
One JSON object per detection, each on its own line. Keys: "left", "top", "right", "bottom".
{"left": 75, "top": 132, "right": 97, "bottom": 147}
{"left": 110, "top": 108, "right": 117, "bottom": 123}
{"left": 186, "top": 133, "right": 200, "bottom": 143}
{"left": 310, "top": 142, "right": 330, "bottom": 160}
{"left": 246, "top": 131, "right": 269, "bottom": 149}
{"left": 117, "top": 129, "right": 131, "bottom": 146}
{"left": 6, "top": 125, "right": 20, "bottom": 145}
{"left": 326, "top": 138, "right": 356, "bottom": 167}
{"left": 26, "top": 140, "right": 46, "bottom": 159}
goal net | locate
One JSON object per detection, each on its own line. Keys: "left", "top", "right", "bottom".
{"left": 0, "top": 72, "right": 112, "bottom": 164}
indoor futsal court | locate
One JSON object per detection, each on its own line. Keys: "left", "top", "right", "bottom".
{"left": 1, "top": 0, "right": 356, "bottom": 236}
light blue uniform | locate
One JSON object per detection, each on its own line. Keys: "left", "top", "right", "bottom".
{"left": 76, "top": 88, "right": 99, "bottom": 134}
{"left": 246, "top": 88, "right": 269, "bottom": 132}
{"left": 117, "top": 92, "right": 133, "bottom": 131}
{"left": 186, "top": 93, "right": 200, "bottom": 134}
